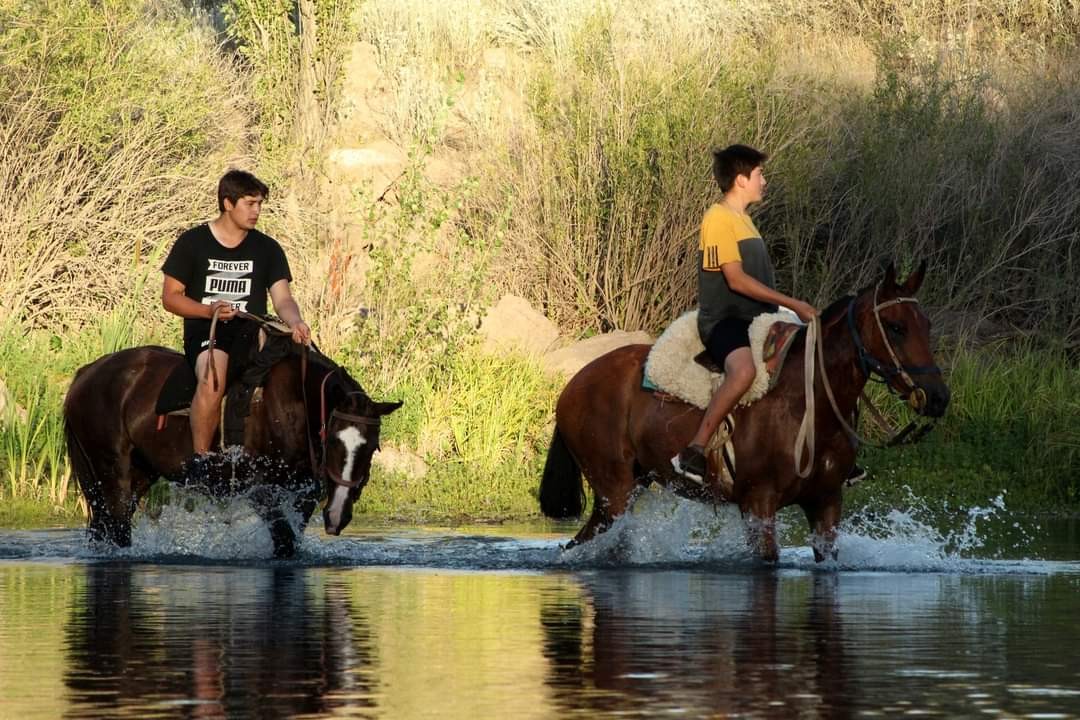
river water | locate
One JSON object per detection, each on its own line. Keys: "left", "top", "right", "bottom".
{"left": 1, "top": 487, "right": 1079, "bottom": 719}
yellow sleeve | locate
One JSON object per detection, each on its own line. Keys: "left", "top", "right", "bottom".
{"left": 700, "top": 209, "right": 742, "bottom": 271}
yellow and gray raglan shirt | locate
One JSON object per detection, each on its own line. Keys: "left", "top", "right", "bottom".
{"left": 697, "top": 203, "right": 778, "bottom": 341}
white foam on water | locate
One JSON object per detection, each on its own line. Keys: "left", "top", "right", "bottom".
{"left": 553, "top": 484, "right": 1078, "bottom": 574}
{"left": 558, "top": 486, "right": 756, "bottom": 567}
{"left": 812, "top": 488, "right": 1053, "bottom": 573}
{"left": 126, "top": 489, "right": 279, "bottom": 560}
{"left": 5, "top": 477, "right": 1078, "bottom": 575}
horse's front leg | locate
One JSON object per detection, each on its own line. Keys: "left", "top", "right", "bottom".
{"left": 741, "top": 492, "right": 780, "bottom": 563}
{"left": 804, "top": 493, "right": 842, "bottom": 562}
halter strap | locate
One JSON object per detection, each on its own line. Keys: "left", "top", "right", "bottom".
{"left": 306, "top": 363, "right": 383, "bottom": 489}
{"left": 847, "top": 288, "right": 941, "bottom": 396}
{"left": 795, "top": 286, "right": 939, "bottom": 478}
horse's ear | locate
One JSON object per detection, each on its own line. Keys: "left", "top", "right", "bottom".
{"left": 900, "top": 259, "right": 927, "bottom": 295}
{"left": 882, "top": 260, "right": 897, "bottom": 290}
{"left": 374, "top": 400, "right": 403, "bottom": 416}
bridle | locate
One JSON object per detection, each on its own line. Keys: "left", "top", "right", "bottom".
{"left": 300, "top": 349, "right": 382, "bottom": 490}
{"left": 847, "top": 284, "right": 941, "bottom": 411}
{"left": 795, "top": 283, "right": 941, "bottom": 477}
{"left": 205, "top": 310, "right": 382, "bottom": 490}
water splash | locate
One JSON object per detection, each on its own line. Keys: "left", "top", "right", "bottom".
{"left": 121, "top": 449, "right": 317, "bottom": 561}
{"left": 554, "top": 485, "right": 1064, "bottom": 574}
{"left": 126, "top": 488, "right": 281, "bottom": 560}
{"left": 1, "top": 482, "right": 1075, "bottom": 574}
{"left": 558, "top": 487, "right": 756, "bottom": 567}
{"left": 825, "top": 487, "right": 1036, "bottom": 572}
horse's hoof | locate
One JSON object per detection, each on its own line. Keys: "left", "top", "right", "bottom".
{"left": 269, "top": 519, "right": 297, "bottom": 558}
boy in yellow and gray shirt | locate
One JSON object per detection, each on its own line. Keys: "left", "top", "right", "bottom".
{"left": 671, "top": 145, "right": 819, "bottom": 483}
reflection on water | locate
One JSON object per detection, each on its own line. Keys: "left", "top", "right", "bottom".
{"left": 541, "top": 572, "right": 854, "bottom": 718}
{"left": 1, "top": 556, "right": 1080, "bottom": 719}
{"left": 61, "top": 565, "right": 376, "bottom": 719}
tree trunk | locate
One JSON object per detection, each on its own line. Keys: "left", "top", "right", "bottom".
{"left": 296, "top": 0, "right": 320, "bottom": 167}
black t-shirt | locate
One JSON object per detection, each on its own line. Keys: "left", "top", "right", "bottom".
{"left": 161, "top": 223, "right": 292, "bottom": 342}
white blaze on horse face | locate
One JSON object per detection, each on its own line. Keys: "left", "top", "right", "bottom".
{"left": 326, "top": 426, "right": 367, "bottom": 530}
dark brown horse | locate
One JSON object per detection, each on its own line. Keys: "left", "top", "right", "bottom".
{"left": 64, "top": 336, "right": 400, "bottom": 557}
{"left": 539, "top": 262, "right": 949, "bottom": 562}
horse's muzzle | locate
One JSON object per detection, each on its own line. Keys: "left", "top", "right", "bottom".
{"left": 914, "top": 381, "right": 950, "bottom": 418}
{"left": 323, "top": 509, "right": 343, "bottom": 536}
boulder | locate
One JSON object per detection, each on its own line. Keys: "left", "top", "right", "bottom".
{"left": 373, "top": 445, "right": 428, "bottom": 479}
{"left": 479, "top": 295, "right": 561, "bottom": 357}
{"left": 0, "top": 375, "right": 26, "bottom": 424}
{"left": 543, "top": 330, "right": 653, "bottom": 378}
{"left": 327, "top": 140, "right": 408, "bottom": 203}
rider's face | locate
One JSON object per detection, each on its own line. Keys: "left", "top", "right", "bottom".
{"left": 224, "top": 195, "right": 263, "bottom": 230}
{"left": 745, "top": 166, "right": 766, "bottom": 202}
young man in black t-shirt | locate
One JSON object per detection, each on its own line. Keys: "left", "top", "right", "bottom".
{"left": 161, "top": 169, "right": 311, "bottom": 456}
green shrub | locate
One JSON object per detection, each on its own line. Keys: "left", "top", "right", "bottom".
{"left": 359, "top": 347, "right": 561, "bottom": 520}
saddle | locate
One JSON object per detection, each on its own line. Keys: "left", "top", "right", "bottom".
{"left": 643, "top": 309, "right": 803, "bottom": 410}
{"left": 643, "top": 310, "right": 803, "bottom": 499}
{"left": 154, "top": 316, "right": 296, "bottom": 448}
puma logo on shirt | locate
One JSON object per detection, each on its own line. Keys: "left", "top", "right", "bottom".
{"left": 203, "top": 259, "right": 254, "bottom": 311}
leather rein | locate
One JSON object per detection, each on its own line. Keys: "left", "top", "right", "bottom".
{"left": 206, "top": 307, "right": 381, "bottom": 489}
{"left": 795, "top": 284, "right": 941, "bottom": 477}
{"left": 300, "top": 348, "right": 382, "bottom": 490}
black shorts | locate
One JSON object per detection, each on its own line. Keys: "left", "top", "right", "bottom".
{"left": 183, "top": 319, "right": 259, "bottom": 371}
{"left": 703, "top": 316, "right": 752, "bottom": 366}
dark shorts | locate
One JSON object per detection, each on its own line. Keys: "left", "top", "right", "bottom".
{"left": 703, "top": 316, "right": 752, "bottom": 366}
{"left": 183, "top": 319, "right": 258, "bottom": 371}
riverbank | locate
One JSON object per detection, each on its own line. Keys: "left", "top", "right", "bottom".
{"left": 2, "top": 333, "right": 1076, "bottom": 530}
{"left": 2, "top": 0, "right": 1078, "bottom": 528}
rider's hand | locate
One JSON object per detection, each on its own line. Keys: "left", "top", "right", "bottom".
{"left": 792, "top": 301, "right": 820, "bottom": 323}
{"left": 291, "top": 321, "right": 311, "bottom": 346}
{"left": 208, "top": 300, "right": 237, "bottom": 321}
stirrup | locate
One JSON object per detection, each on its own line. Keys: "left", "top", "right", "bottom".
{"left": 671, "top": 451, "right": 706, "bottom": 485}
{"left": 844, "top": 464, "right": 867, "bottom": 487}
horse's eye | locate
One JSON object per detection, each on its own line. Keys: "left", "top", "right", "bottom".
{"left": 886, "top": 321, "right": 905, "bottom": 336}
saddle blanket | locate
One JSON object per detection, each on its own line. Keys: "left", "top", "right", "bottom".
{"left": 643, "top": 309, "right": 803, "bottom": 410}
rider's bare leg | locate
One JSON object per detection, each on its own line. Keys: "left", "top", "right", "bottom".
{"left": 190, "top": 349, "right": 229, "bottom": 455}
{"left": 690, "top": 347, "right": 755, "bottom": 448}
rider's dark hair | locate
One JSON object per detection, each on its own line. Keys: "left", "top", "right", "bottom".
{"left": 712, "top": 144, "right": 768, "bottom": 193}
{"left": 218, "top": 169, "right": 269, "bottom": 213}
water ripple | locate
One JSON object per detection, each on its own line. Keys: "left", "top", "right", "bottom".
{"left": 2, "top": 486, "right": 1078, "bottom": 575}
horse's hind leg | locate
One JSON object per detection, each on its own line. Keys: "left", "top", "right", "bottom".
{"left": 85, "top": 459, "right": 144, "bottom": 548}
{"left": 567, "top": 462, "right": 637, "bottom": 549}
{"left": 567, "top": 508, "right": 605, "bottom": 549}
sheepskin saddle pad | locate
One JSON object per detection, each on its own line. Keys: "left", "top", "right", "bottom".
{"left": 643, "top": 309, "right": 803, "bottom": 410}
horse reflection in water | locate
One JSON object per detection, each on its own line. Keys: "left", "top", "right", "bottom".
{"left": 63, "top": 565, "right": 374, "bottom": 718}
{"left": 539, "top": 572, "right": 852, "bottom": 718}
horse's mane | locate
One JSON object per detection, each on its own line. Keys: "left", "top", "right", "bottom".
{"left": 820, "top": 293, "right": 854, "bottom": 327}
{"left": 306, "top": 346, "right": 366, "bottom": 396}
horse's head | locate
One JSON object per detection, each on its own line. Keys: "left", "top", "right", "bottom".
{"left": 849, "top": 260, "right": 950, "bottom": 417}
{"left": 315, "top": 367, "right": 402, "bottom": 536}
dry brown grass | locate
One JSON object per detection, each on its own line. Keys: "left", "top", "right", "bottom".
{"left": 350, "top": 0, "right": 1080, "bottom": 345}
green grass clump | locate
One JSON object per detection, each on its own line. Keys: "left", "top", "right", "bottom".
{"left": 357, "top": 347, "right": 561, "bottom": 521}
{"left": 849, "top": 341, "right": 1080, "bottom": 513}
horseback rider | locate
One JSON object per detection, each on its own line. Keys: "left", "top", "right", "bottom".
{"left": 161, "top": 170, "right": 311, "bottom": 461}
{"left": 671, "top": 145, "right": 819, "bottom": 483}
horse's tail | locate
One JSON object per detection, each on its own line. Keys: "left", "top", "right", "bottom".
{"left": 63, "top": 414, "right": 97, "bottom": 502}
{"left": 539, "top": 427, "right": 585, "bottom": 518}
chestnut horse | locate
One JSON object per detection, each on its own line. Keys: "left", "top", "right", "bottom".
{"left": 539, "top": 262, "right": 949, "bottom": 561}
{"left": 64, "top": 334, "right": 400, "bottom": 557}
